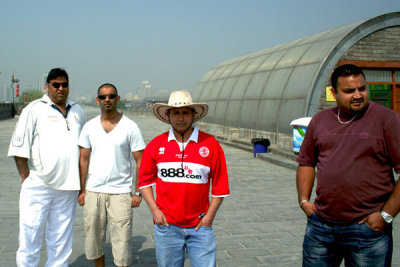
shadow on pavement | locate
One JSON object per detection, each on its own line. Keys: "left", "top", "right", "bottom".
{"left": 69, "top": 236, "right": 157, "bottom": 267}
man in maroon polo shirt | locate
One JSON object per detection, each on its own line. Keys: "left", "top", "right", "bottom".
{"left": 297, "top": 64, "right": 400, "bottom": 267}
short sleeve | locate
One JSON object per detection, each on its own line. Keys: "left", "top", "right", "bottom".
{"left": 138, "top": 139, "right": 158, "bottom": 189}
{"left": 296, "top": 117, "right": 317, "bottom": 167}
{"left": 129, "top": 124, "right": 146, "bottom": 152}
{"left": 384, "top": 114, "right": 400, "bottom": 173}
{"left": 8, "top": 103, "right": 37, "bottom": 158}
{"left": 78, "top": 124, "right": 91, "bottom": 149}
{"left": 210, "top": 140, "right": 230, "bottom": 197}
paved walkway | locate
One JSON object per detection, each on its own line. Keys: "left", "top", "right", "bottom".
{"left": 0, "top": 106, "right": 399, "bottom": 266}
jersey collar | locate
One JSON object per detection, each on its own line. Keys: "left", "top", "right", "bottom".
{"left": 41, "top": 94, "right": 73, "bottom": 118}
{"left": 41, "top": 94, "right": 75, "bottom": 107}
{"left": 168, "top": 125, "right": 199, "bottom": 143}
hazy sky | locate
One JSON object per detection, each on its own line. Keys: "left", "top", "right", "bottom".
{"left": 1, "top": 0, "right": 399, "bottom": 99}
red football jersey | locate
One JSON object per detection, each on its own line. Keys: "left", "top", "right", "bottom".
{"left": 139, "top": 128, "right": 230, "bottom": 227}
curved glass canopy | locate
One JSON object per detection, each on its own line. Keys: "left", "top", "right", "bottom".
{"left": 193, "top": 12, "right": 400, "bottom": 134}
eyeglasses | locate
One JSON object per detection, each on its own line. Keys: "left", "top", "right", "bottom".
{"left": 51, "top": 82, "right": 69, "bottom": 89}
{"left": 98, "top": 94, "right": 118, "bottom": 100}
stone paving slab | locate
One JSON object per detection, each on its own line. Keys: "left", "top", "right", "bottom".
{"left": 0, "top": 106, "right": 399, "bottom": 266}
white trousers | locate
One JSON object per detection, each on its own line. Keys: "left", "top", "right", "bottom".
{"left": 17, "top": 178, "right": 78, "bottom": 267}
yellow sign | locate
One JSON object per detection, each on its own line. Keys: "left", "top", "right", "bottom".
{"left": 326, "top": 87, "right": 336, "bottom": 102}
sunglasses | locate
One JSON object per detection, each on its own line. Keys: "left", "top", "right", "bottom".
{"left": 51, "top": 82, "right": 69, "bottom": 89}
{"left": 98, "top": 94, "right": 118, "bottom": 100}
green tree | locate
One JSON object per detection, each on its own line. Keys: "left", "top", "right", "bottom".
{"left": 117, "top": 99, "right": 126, "bottom": 109}
{"left": 17, "top": 89, "right": 44, "bottom": 103}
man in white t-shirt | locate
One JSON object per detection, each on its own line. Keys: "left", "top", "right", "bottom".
{"left": 78, "top": 83, "right": 145, "bottom": 267}
{"left": 8, "top": 68, "right": 87, "bottom": 267}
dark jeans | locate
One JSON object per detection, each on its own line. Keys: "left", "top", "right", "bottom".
{"left": 303, "top": 213, "right": 392, "bottom": 267}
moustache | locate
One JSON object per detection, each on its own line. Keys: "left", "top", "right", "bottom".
{"left": 351, "top": 99, "right": 364, "bottom": 104}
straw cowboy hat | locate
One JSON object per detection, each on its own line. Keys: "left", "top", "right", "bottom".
{"left": 152, "top": 90, "right": 208, "bottom": 124}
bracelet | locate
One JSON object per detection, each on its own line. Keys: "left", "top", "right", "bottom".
{"left": 299, "top": 200, "right": 309, "bottom": 207}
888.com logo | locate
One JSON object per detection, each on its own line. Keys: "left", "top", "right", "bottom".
{"left": 160, "top": 167, "right": 202, "bottom": 179}
{"left": 160, "top": 168, "right": 185, "bottom": 177}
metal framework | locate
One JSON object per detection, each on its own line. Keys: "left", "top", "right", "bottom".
{"left": 193, "top": 12, "right": 400, "bottom": 134}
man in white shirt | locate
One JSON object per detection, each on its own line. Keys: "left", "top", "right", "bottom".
{"left": 78, "top": 83, "right": 145, "bottom": 267}
{"left": 8, "top": 68, "right": 87, "bottom": 267}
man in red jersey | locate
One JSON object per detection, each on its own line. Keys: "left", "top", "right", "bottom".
{"left": 139, "top": 90, "right": 229, "bottom": 267}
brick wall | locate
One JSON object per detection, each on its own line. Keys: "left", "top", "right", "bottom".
{"left": 0, "top": 103, "right": 14, "bottom": 120}
{"left": 318, "top": 26, "right": 400, "bottom": 111}
{"left": 343, "top": 27, "right": 400, "bottom": 61}
{"left": 0, "top": 103, "right": 27, "bottom": 120}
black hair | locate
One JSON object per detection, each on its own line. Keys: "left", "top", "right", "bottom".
{"left": 97, "top": 83, "right": 118, "bottom": 95}
{"left": 330, "top": 64, "right": 365, "bottom": 91}
{"left": 46, "top": 68, "right": 68, "bottom": 83}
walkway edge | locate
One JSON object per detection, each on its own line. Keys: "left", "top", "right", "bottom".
{"left": 214, "top": 135, "right": 298, "bottom": 170}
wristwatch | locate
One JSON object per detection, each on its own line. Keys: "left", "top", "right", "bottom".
{"left": 380, "top": 210, "right": 393, "bottom": 224}
{"left": 299, "top": 200, "right": 309, "bottom": 207}
{"left": 134, "top": 192, "right": 142, "bottom": 197}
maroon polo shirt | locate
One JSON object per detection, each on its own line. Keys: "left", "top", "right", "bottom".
{"left": 297, "top": 102, "right": 400, "bottom": 223}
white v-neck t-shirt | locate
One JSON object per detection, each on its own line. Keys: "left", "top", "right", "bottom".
{"left": 78, "top": 115, "right": 145, "bottom": 193}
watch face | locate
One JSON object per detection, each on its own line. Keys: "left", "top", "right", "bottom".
{"left": 380, "top": 211, "right": 393, "bottom": 223}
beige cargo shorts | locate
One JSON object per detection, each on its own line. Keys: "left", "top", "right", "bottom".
{"left": 84, "top": 191, "right": 133, "bottom": 266}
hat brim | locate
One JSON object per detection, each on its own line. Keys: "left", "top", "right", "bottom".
{"left": 153, "top": 103, "right": 208, "bottom": 124}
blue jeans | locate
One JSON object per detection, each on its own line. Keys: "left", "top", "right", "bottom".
{"left": 154, "top": 224, "right": 216, "bottom": 267}
{"left": 303, "top": 213, "right": 392, "bottom": 267}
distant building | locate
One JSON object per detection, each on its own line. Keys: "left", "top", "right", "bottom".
{"left": 124, "top": 92, "right": 135, "bottom": 101}
{"left": 155, "top": 89, "right": 170, "bottom": 99}
{"left": 2, "top": 85, "right": 12, "bottom": 103}
{"left": 140, "top": 81, "right": 153, "bottom": 100}
{"left": 39, "top": 74, "right": 47, "bottom": 91}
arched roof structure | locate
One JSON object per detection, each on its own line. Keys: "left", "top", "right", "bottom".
{"left": 192, "top": 12, "right": 400, "bottom": 134}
